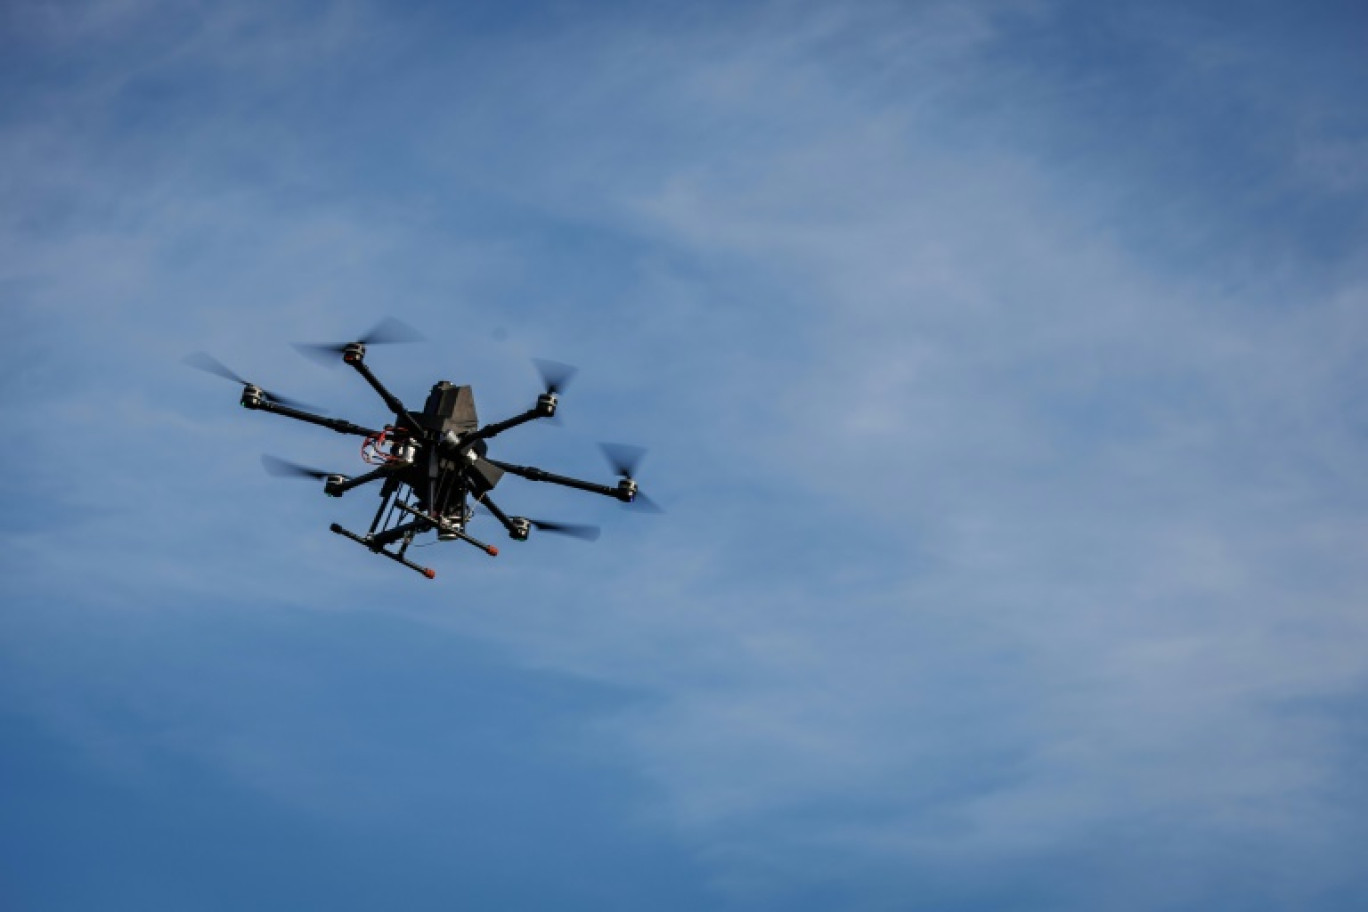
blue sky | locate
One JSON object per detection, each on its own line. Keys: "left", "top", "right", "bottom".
{"left": 3, "top": 0, "right": 1368, "bottom": 908}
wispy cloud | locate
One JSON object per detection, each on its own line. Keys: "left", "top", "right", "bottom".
{"left": 3, "top": 1, "right": 1367, "bottom": 908}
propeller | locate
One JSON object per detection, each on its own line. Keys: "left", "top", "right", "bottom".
{"left": 183, "top": 352, "right": 325, "bottom": 412}
{"left": 260, "top": 453, "right": 335, "bottom": 480}
{"left": 470, "top": 499, "right": 600, "bottom": 542}
{"left": 532, "top": 358, "right": 578, "bottom": 395}
{"left": 600, "top": 442, "right": 663, "bottom": 513}
{"left": 527, "top": 518, "right": 602, "bottom": 542}
{"left": 293, "top": 317, "right": 425, "bottom": 365}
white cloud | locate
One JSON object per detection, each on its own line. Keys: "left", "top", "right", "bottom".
{"left": 375, "top": 4, "right": 1368, "bottom": 899}
{"left": 4, "top": 1, "right": 1368, "bottom": 906}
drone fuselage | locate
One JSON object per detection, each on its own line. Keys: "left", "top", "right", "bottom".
{"left": 226, "top": 344, "right": 638, "bottom": 578}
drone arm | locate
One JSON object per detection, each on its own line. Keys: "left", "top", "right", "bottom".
{"left": 462, "top": 408, "right": 542, "bottom": 445}
{"left": 327, "top": 464, "right": 403, "bottom": 497}
{"left": 483, "top": 458, "right": 629, "bottom": 502}
{"left": 346, "top": 357, "right": 422, "bottom": 430}
{"left": 455, "top": 391, "right": 558, "bottom": 448}
{"left": 473, "top": 492, "right": 524, "bottom": 538}
{"left": 248, "top": 398, "right": 381, "bottom": 438}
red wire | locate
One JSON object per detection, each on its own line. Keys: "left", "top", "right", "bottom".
{"left": 361, "top": 426, "right": 411, "bottom": 465}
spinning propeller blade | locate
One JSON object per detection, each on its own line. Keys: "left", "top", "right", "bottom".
{"left": 529, "top": 519, "right": 601, "bottom": 541}
{"left": 532, "top": 358, "right": 578, "bottom": 395}
{"left": 471, "top": 500, "right": 600, "bottom": 542}
{"left": 353, "top": 317, "right": 426, "bottom": 346}
{"left": 293, "top": 316, "right": 425, "bottom": 365}
{"left": 183, "top": 351, "right": 248, "bottom": 385}
{"left": 599, "top": 442, "right": 663, "bottom": 513}
{"left": 183, "top": 352, "right": 325, "bottom": 412}
{"left": 626, "top": 490, "right": 663, "bottom": 513}
{"left": 600, "top": 442, "right": 646, "bottom": 478}
{"left": 261, "top": 454, "right": 334, "bottom": 480}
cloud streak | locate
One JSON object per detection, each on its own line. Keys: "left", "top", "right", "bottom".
{"left": 3, "top": 1, "right": 1367, "bottom": 909}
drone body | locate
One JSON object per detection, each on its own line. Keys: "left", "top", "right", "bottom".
{"left": 189, "top": 325, "right": 654, "bottom": 579}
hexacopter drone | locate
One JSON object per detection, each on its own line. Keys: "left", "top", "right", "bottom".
{"left": 186, "top": 319, "right": 657, "bottom": 578}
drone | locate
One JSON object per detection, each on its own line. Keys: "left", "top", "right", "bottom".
{"left": 186, "top": 319, "right": 658, "bottom": 579}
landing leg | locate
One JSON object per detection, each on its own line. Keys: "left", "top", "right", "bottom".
{"left": 329, "top": 523, "right": 436, "bottom": 579}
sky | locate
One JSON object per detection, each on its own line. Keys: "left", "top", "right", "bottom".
{"left": 3, "top": 0, "right": 1368, "bottom": 909}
